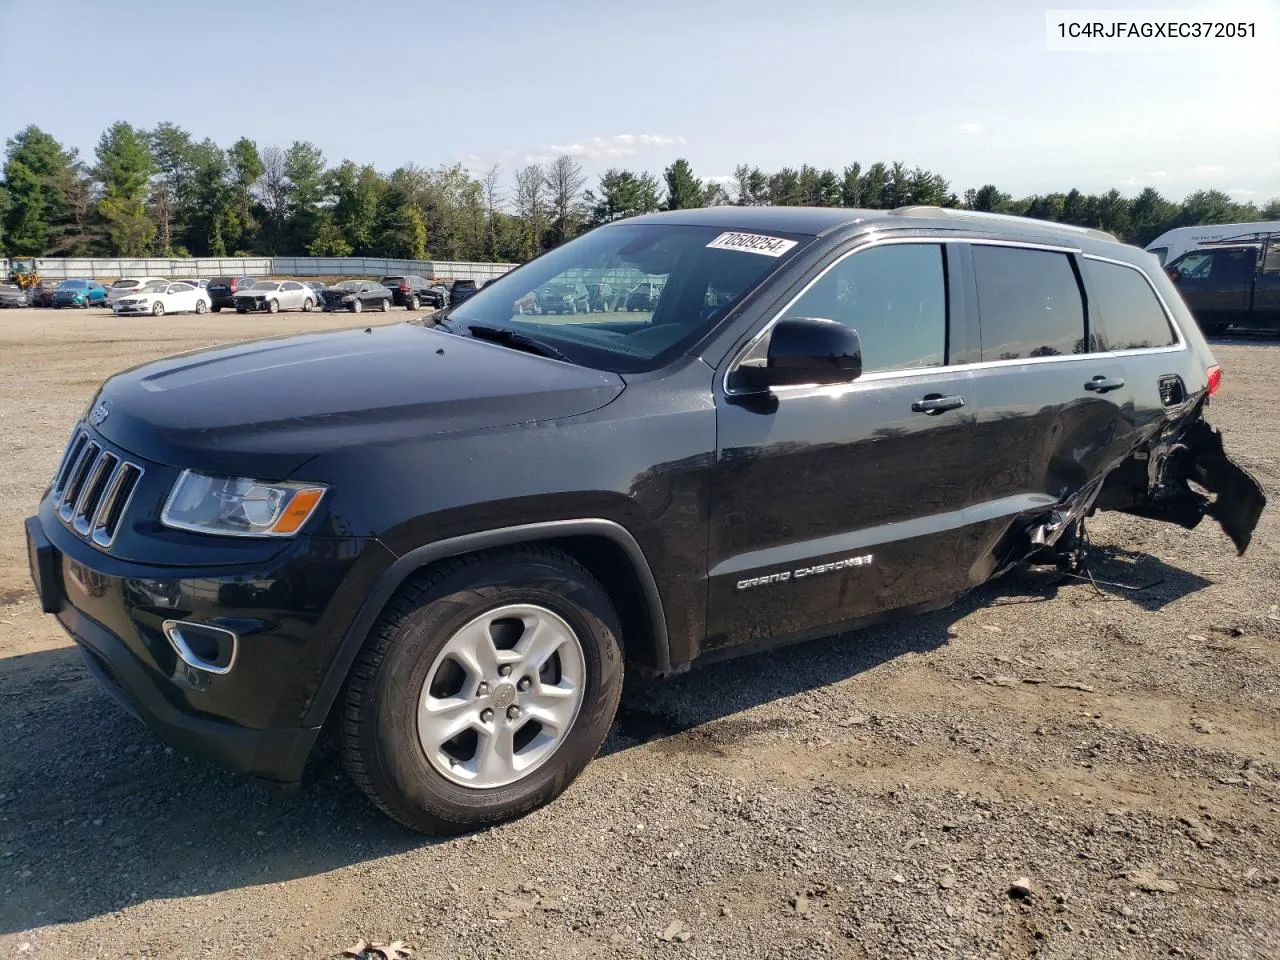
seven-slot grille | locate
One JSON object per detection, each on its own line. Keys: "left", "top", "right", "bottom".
{"left": 49, "top": 426, "right": 144, "bottom": 548}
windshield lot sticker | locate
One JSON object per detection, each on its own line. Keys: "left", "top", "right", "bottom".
{"left": 706, "top": 232, "right": 798, "bottom": 257}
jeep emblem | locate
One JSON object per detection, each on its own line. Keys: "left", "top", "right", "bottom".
{"left": 89, "top": 401, "right": 109, "bottom": 426}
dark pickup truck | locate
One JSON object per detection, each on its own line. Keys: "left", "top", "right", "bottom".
{"left": 1166, "top": 232, "right": 1280, "bottom": 334}
{"left": 25, "top": 205, "right": 1266, "bottom": 836}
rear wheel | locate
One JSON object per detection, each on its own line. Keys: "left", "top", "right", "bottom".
{"left": 409, "top": 294, "right": 420, "bottom": 311}
{"left": 339, "top": 547, "right": 624, "bottom": 834}
{"left": 302, "top": 298, "right": 314, "bottom": 312}
{"left": 195, "top": 299, "right": 208, "bottom": 315}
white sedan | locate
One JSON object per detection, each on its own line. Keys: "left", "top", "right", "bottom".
{"left": 113, "top": 281, "right": 211, "bottom": 317}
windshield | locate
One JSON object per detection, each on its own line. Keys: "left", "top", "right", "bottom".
{"left": 333, "top": 280, "right": 362, "bottom": 291}
{"left": 441, "top": 223, "right": 810, "bottom": 372}
{"left": 58, "top": 280, "right": 87, "bottom": 289}
{"left": 249, "top": 281, "right": 281, "bottom": 291}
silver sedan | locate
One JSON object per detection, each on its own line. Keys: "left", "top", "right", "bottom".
{"left": 232, "top": 280, "right": 317, "bottom": 314}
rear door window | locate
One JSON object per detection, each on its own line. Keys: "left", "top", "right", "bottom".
{"left": 971, "top": 245, "right": 1087, "bottom": 359}
{"left": 1085, "top": 259, "right": 1177, "bottom": 350}
{"left": 779, "top": 243, "right": 949, "bottom": 373}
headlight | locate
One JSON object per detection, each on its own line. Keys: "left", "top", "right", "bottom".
{"left": 161, "top": 470, "right": 328, "bottom": 538}
{"left": 135, "top": 299, "right": 149, "bottom": 306}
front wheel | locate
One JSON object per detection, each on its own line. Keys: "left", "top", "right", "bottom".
{"left": 268, "top": 299, "right": 280, "bottom": 314}
{"left": 152, "top": 301, "right": 165, "bottom": 317}
{"left": 350, "top": 298, "right": 363, "bottom": 314}
{"left": 339, "top": 546, "right": 624, "bottom": 834}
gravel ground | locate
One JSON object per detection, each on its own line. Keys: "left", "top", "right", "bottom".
{"left": 0, "top": 309, "right": 1276, "bottom": 960}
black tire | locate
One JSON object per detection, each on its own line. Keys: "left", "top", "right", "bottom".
{"left": 339, "top": 546, "right": 624, "bottom": 835}
{"left": 302, "top": 298, "right": 314, "bottom": 313}
{"left": 351, "top": 298, "right": 362, "bottom": 314}
{"left": 236, "top": 306, "right": 247, "bottom": 314}
{"left": 152, "top": 301, "right": 165, "bottom": 317}
{"left": 409, "top": 294, "right": 420, "bottom": 311}
{"left": 195, "top": 299, "right": 208, "bottom": 315}
{"left": 212, "top": 305, "right": 222, "bottom": 313}
{"left": 381, "top": 298, "right": 391, "bottom": 312}
{"left": 268, "top": 298, "right": 280, "bottom": 314}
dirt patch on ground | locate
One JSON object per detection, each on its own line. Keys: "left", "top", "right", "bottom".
{"left": 0, "top": 313, "right": 1276, "bottom": 959}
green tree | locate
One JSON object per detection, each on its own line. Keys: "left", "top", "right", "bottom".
{"left": 95, "top": 122, "right": 156, "bottom": 255}
{"left": 858, "top": 163, "right": 890, "bottom": 208}
{"left": 767, "top": 167, "right": 801, "bottom": 206}
{"left": 663, "top": 158, "right": 703, "bottom": 210}
{"left": 585, "top": 168, "right": 661, "bottom": 225}
{"left": 543, "top": 155, "right": 588, "bottom": 246}
{"left": 839, "top": 164, "right": 863, "bottom": 207}
{"left": 281, "top": 140, "right": 327, "bottom": 252}
{"left": 226, "top": 137, "right": 263, "bottom": 252}
{"left": 1178, "top": 189, "right": 1255, "bottom": 226}
{"left": 966, "top": 184, "right": 1013, "bottom": 213}
{"left": 329, "top": 161, "right": 382, "bottom": 254}
{"left": 1128, "top": 187, "right": 1180, "bottom": 245}
{"left": 1261, "top": 198, "right": 1280, "bottom": 219}
{"left": 1, "top": 125, "right": 77, "bottom": 255}
{"left": 307, "top": 212, "right": 352, "bottom": 256}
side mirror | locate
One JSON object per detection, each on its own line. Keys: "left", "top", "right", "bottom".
{"left": 735, "top": 317, "right": 863, "bottom": 391}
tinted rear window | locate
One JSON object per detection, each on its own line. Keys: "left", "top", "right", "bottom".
{"left": 1086, "top": 260, "right": 1177, "bottom": 350}
{"left": 972, "top": 245, "right": 1086, "bottom": 360}
{"left": 112, "top": 280, "right": 141, "bottom": 289}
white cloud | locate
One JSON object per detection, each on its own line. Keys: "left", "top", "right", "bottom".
{"left": 1227, "top": 187, "right": 1256, "bottom": 196}
{"left": 523, "top": 154, "right": 552, "bottom": 164}
{"left": 540, "top": 133, "right": 686, "bottom": 160}
{"left": 1120, "top": 171, "right": 1169, "bottom": 187}
{"left": 955, "top": 123, "right": 984, "bottom": 135}
{"left": 1195, "top": 164, "right": 1225, "bottom": 174}
{"left": 1143, "top": 171, "right": 1167, "bottom": 179}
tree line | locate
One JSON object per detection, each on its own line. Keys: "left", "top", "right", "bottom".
{"left": 2, "top": 122, "right": 1277, "bottom": 263}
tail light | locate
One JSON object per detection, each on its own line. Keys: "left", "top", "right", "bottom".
{"left": 229, "top": 279, "right": 238, "bottom": 292}
{"left": 1207, "top": 364, "right": 1222, "bottom": 397}
{"left": 400, "top": 283, "right": 410, "bottom": 292}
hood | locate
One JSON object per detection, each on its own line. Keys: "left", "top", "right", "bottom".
{"left": 90, "top": 322, "right": 625, "bottom": 478}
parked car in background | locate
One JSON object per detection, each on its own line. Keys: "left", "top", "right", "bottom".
{"left": 320, "top": 280, "right": 394, "bottom": 313}
{"left": 31, "top": 280, "right": 62, "bottom": 307}
{"left": 536, "top": 282, "right": 591, "bottom": 314}
{"left": 113, "top": 281, "right": 211, "bottom": 317}
{"left": 304, "top": 281, "right": 327, "bottom": 302}
{"left": 233, "top": 280, "right": 316, "bottom": 314}
{"left": 52, "top": 279, "right": 109, "bottom": 308}
{"left": 0, "top": 283, "right": 30, "bottom": 308}
{"left": 380, "top": 275, "right": 448, "bottom": 311}
{"left": 107, "top": 278, "right": 168, "bottom": 308}
{"left": 588, "top": 282, "right": 615, "bottom": 312}
{"left": 624, "top": 281, "right": 664, "bottom": 311}
{"left": 173, "top": 278, "right": 210, "bottom": 292}
{"left": 207, "top": 276, "right": 257, "bottom": 312}
{"left": 448, "top": 279, "right": 479, "bottom": 306}
{"left": 1166, "top": 233, "right": 1280, "bottom": 334}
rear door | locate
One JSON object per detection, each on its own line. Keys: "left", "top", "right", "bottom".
{"left": 707, "top": 239, "right": 981, "bottom": 652}
{"left": 960, "top": 242, "right": 1133, "bottom": 579}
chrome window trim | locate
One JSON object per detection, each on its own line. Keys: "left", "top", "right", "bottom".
{"left": 722, "top": 235, "right": 1187, "bottom": 397}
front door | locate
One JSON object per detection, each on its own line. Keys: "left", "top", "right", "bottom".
{"left": 707, "top": 240, "right": 980, "bottom": 652}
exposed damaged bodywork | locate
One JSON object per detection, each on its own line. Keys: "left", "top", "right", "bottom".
{"left": 1100, "top": 409, "right": 1266, "bottom": 556}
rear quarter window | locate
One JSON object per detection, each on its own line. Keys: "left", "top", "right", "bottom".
{"left": 1086, "top": 260, "right": 1178, "bottom": 350}
{"left": 972, "top": 245, "right": 1087, "bottom": 360}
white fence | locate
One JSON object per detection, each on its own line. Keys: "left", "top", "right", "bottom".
{"left": 2, "top": 257, "right": 517, "bottom": 282}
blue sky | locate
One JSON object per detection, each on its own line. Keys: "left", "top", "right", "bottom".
{"left": 2, "top": 0, "right": 1276, "bottom": 203}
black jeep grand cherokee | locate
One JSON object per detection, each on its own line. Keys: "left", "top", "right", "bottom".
{"left": 26, "top": 206, "right": 1265, "bottom": 834}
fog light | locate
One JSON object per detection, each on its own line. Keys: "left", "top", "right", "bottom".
{"left": 162, "top": 619, "right": 239, "bottom": 674}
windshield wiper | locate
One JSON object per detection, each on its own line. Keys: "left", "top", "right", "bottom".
{"left": 464, "top": 324, "right": 573, "bottom": 363}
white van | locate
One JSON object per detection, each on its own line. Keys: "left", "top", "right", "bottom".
{"left": 1145, "top": 221, "right": 1280, "bottom": 266}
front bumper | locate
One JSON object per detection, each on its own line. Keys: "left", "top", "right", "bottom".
{"left": 26, "top": 507, "right": 395, "bottom": 783}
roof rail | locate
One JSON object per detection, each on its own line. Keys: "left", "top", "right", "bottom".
{"left": 888, "top": 205, "right": 1119, "bottom": 243}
